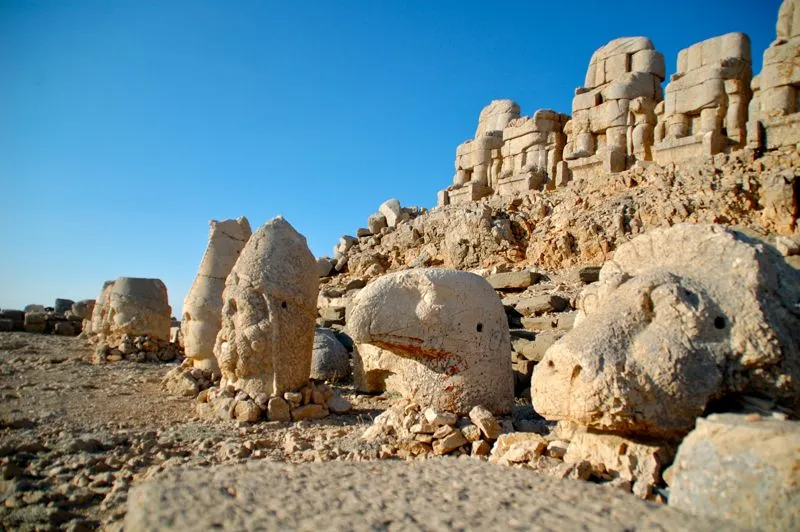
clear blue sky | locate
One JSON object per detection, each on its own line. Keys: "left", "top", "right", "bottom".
{"left": 0, "top": 0, "right": 780, "bottom": 313}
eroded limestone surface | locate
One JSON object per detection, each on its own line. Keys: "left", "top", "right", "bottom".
{"left": 124, "top": 459, "right": 725, "bottom": 532}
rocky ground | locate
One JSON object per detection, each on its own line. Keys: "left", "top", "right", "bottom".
{"left": 0, "top": 333, "right": 401, "bottom": 531}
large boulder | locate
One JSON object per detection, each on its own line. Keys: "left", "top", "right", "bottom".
{"left": 213, "top": 216, "right": 318, "bottom": 399}
{"left": 310, "top": 328, "right": 350, "bottom": 382}
{"left": 182, "top": 217, "right": 251, "bottom": 372}
{"left": 347, "top": 268, "right": 513, "bottom": 414}
{"left": 532, "top": 224, "right": 800, "bottom": 438}
{"left": 668, "top": 414, "right": 800, "bottom": 530}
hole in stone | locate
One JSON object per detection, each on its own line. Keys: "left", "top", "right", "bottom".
{"left": 571, "top": 365, "right": 582, "bottom": 380}
{"left": 547, "top": 360, "right": 555, "bottom": 368}
{"left": 714, "top": 316, "right": 726, "bottom": 329}
{"left": 281, "top": 301, "right": 287, "bottom": 309}
{"left": 476, "top": 323, "right": 483, "bottom": 332}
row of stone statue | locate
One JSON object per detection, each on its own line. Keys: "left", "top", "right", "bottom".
{"left": 439, "top": 0, "right": 800, "bottom": 205}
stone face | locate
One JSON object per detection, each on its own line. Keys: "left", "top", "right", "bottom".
{"left": 669, "top": 414, "right": 800, "bottom": 530}
{"left": 125, "top": 459, "right": 723, "bottom": 531}
{"left": 564, "top": 37, "right": 665, "bottom": 180}
{"left": 106, "top": 278, "right": 172, "bottom": 343}
{"left": 348, "top": 268, "right": 514, "bottom": 414}
{"left": 532, "top": 224, "right": 800, "bottom": 438}
{"left": 655, "top": 33, "right": 752, "bottom": 163}
{"left": 182, "top": 217, "right": 252, "bottom": 371}
{"left": 88, "top": 280, "right": 115, "bottom": 338}
{"left": 214, "top": 216, "right": 318, "bottom": 399}
{"left": 310, "top": 328, "right": 351, "bottom": 382}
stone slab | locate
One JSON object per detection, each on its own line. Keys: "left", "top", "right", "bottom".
{"left": 125, "top": 459, "right": 725, "bottom": 531}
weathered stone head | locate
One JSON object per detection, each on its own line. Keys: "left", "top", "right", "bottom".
{"left": 348, "top": 268, "right": 513, "bottom": 414}
{"left": 107, "top": 277, "right": 172, "bottom": 343}
{"left": 88, "top": 280, "right": 116, "bottom": 338}
{"left": 214, "top": 216, "right": 317, "bottom": 399}
{"left": 532, "top": 224, "right": 800, "bottom": 438}
{"left": 182, "top": 217, "right": 251, "bottom": 371}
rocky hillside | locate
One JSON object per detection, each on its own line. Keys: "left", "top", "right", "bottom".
{"left": 327, "top": 146, "right": 798, "bottom": 286}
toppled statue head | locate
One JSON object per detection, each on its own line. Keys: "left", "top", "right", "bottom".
{"left": 532, "top": 224, "right": 800, "bottom": 438}
{"left": 213, "top": 216, "right": 318, "bottom": 399}
{"left": 348, "top": 268, "right": 514, "bottom": 415}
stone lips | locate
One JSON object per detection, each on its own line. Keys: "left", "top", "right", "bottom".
{"left": 532, "top": 223, "right": 800, "bottom": 438}
{"left": 347, "top": 268, "right": 514, "bottom": 414}
{"left": 182, "top": 217, "right": 251, "bottom": 371}
{"left": 214, "top": 216, "right": 318, "bottom": 399}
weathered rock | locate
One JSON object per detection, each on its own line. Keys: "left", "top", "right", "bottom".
{"left": 291, "top": 404, "right": 326, "bottom": 421}
{"left": 486, "top": 271, "right": 540, "bottom": 290}
{"left": 267, "top": 396, "right": 291, "bottom": 422}
{"left": 233, "top": 399, "right": 261, "bottom": 423}
{"left": 489, "top": 432, "right": 548, "bottom": 465}
{"left": 54, "top": 322, "right": 75, "bottom": 336}
{"left": 669, "top": 413, "right": 800, "bottom": 530}
{"left": 214, "top": 216, "right": 318, "bottom": 399}
{"left": 0, "top": 319, "right": 13, "bottom": 332}
{"left": 468, "top": 405, "right": 502, "bottom": 440}
{"left": 161, "top": 366, "right": 200, "bottom": 397}
{"left": 563, "top": 431, "right": 672, "bottom": 499}
{"left": 326, "top": 394, "right": 352, "bottom": 414}
{"left": 316, "top": 257, "right": 335, "bottom": 278}
{"left": 515, "top": 295, "right": 569, "bottom": 316}
{"left": 432, "top": 430, "right": 468, "bottom": 455}
{"left": 124, "top": 459, "right": 724, "bottom": 531}
{"left": 310, "top": 328, "right": 350, "bottom": 382}
{"left": 367, "top": 213, "right": 387, "bottom": 234}
{"left": 348, "top": 268, "right": 514, "bottom": 414}
{"left": 532, "top": 224, "right": 800, "bottom": 438}
{"left": 379, "top": 199, "right": 407, "bottom": 228}
{"left": 182, "top": 217, "right": 252, "bottom": 371}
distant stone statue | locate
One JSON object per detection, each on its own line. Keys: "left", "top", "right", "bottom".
{"left": 213, "top": 216, "right": 318, "bottom": 399}
{"left": 564, "top": 37, "right": 665, "bottom": 180}
{"left": 654, "top": 32, "right": 752, "bottom": 164}
{"left": 182, "top": 217, "right": 251, "bottom": 372}
{"left": 747, "top": 0, "right": 800, "bottom": 150}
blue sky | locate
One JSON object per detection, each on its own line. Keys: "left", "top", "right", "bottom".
{"left": 0, "top": 0, "right": 780, "bottom": 313}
